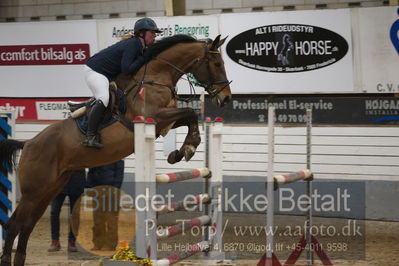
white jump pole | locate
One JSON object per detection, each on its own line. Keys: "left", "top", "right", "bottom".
{"left": 263, "top": 107, "right": 314, "bottom": 266}
{"left": 203, "top": 118, "right": 210, "bottom": 246}
{"left": 134, "top": 116, "right": 157, "bottom": 260}
{"left": 134, "top": 117, "right": 224, "bottom": 264}
{"left": 266, "top": 107, "right": 275, "bottom": 266}
{"left": 306, "top": 109, "right": 313, "bottom": 266}
{"left": 207, "top": 118, "right": 224, "bottom": 260}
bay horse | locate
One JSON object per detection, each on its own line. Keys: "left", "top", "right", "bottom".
{"left": 0, "top": 34, "right": 231, "bottom": 265}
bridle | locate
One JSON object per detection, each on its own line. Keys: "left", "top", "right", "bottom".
{"left": 152, "top": 41, "right": 231, "bottom": 98}
{"left": 194, "top": 42, "right": 232, "bottom": 98}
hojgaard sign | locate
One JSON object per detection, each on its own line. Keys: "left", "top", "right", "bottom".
{"left": 226, "top": 24, "right": 348, "bottom": 73}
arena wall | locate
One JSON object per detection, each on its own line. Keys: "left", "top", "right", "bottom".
{"left": 13, "top": 123, "right": 399, "bottom": 221}
{"left": 2, "top": 6, "right": 399, "bottom": 221}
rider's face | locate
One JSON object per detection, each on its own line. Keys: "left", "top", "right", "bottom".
{"left": 144, "top": 30, "right": 157, "bottom": 45}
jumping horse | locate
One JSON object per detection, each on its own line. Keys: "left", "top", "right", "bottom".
{"left": 0, "top": 34, "right": 231, "bottom": 265}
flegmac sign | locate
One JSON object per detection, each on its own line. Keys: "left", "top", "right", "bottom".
{"left": 220, "top": 9, "right": 354, "bottom": 93}
{"left": 226, "top": 24, "right": 348, "bottom": 73}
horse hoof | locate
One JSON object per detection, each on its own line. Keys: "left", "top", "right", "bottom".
{"left": 183, "top": 145, "right": 196, "bottom": 162}
{"left": 14, "top": 252, "right": 26, "bottom": 266}
{"left": 167, "top": 150, "right": 183, "bottom": 164}
{"left": 0, "top": 254, "right": 11, "bottom": 266}
{"left": 0, "top": 260, "right": 11, "bottom": 266}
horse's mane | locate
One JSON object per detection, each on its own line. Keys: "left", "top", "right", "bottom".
{"left": 144, "top": 34, "right": 198, "bottom": 59}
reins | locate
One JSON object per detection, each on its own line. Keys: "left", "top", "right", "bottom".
{"left": 113, "top": 38, "right": 232, "bottom": 133}
{"left": 123, "top": 56, "right": 182, "bottom": 101}
{"left": 123, "top": 41, "right": 231, "bottom": 103}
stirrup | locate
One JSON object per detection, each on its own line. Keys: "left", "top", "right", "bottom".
{"left": 68, "top": 98, "right": 95, "bottom": 112}
{"left": 82, "top": 135, "right": 103, "bottom": 149}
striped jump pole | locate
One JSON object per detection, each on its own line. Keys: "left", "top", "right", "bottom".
{"left": 157, "top": 215, "right": 211, "bottom": 239}
{"left": 156, "top": 167, "right": 211, "bottom": 183}
{"left": 274, "top": 169, "right": 313, "bottom": 187}
{"left": 0, "top": 111, "right": 17, "bottom": 253}
{"left": 157, "top": 241, "right": 210, "bottom": 266}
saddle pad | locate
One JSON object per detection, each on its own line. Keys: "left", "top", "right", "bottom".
{"left": 75, "top": 115, "right": 117, "bottom": 135}
{"left": 74, "top": 88, "right": 127, "bottom": 135}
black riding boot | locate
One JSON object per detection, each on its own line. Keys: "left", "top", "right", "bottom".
{"left": 82, "top": 100, "right": 106, "bottom": 149}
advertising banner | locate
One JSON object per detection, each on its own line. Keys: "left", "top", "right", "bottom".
{"left": 0, "top": 98, "right": 88, "bottom": 122}
{"left": 96, "top": 16, "right": 219, "bottom": 94}
{"left": 356, "top": 6, "right": 399, "bottom": 93}
{"left": 177, "top": 95, "right": 399, "bottom": 125}
{"left": 219, "top": 9, "right": 354, "bottom": 93}
{"left": 6, "top": 94, "right": 398, "bottom": 124}
{"left": 0, "top": 44, "right": 90, "bottom": 66}
{"left": 97, "top": 16, "right": 218, "bottom": 49}
{"left": 0, "top": 20, "right": 97, "bottom": 98}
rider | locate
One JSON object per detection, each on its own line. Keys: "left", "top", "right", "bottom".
{"left": 83, "top": 17, "right": 161, "bottom": 149}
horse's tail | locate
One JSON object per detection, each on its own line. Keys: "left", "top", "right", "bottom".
{"left": 0, "top": 139, "right": 24, "bottom": 175}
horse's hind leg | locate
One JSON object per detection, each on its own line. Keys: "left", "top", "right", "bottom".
{"left": 8, "top": 170, "right": 71, "bottom": 266}
{"left": 11, "top": 192, "right": 67, "bottom": 265}
{"left": 0, "top": 203, "right": 32, "bottom": 266}
{"left": 12, "top": 199, "right": 48, "bottom": 266}
{"left": 0, "top": 211, "right": 20, "bottom": 266}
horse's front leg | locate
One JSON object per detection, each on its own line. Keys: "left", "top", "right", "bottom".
{"left": 154, "top": 108, "right": 200, "bottom": 164}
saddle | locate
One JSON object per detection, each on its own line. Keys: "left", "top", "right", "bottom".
{"left": 68, "top": 82, "right": 121, "bottom": 117}
{"left": 69, "top": 82, "right": 132, "bottom": 134}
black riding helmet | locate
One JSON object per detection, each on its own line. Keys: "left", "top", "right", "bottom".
{"left": 134, "top": 18, "right": 162, "bottom": 34}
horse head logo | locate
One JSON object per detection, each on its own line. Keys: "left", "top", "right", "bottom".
{"left": 390, "top": 8, "right": 399, "bottom": 54}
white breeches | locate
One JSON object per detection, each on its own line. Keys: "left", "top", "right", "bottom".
{"left": 84, "top": 65, "right": 110, "bottom": 107}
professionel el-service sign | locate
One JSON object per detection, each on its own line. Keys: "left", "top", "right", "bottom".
{"left": 219, "top": 9, "right": 354, "bottom": 93}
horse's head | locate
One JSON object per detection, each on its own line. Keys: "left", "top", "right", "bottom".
{"left": 190, "top": 35, "right": 232, "bottom": 107}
